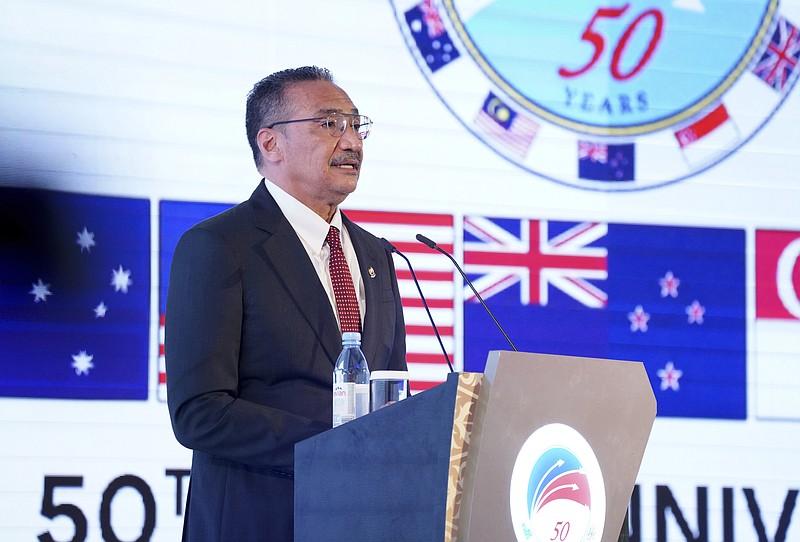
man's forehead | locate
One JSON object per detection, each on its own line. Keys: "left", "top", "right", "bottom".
{"left": 287, "top": 80, "right": 358, "bottom": 114}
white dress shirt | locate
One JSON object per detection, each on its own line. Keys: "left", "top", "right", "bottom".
{"left": 264, "top": 178, "right": 365, "bottom": 329}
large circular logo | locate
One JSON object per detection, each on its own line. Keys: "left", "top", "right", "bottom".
{"left": 509, "top": 423, "right": 606, "bottom": 542}
{"left": 390, "top": 0, "right": 800, "bottom": 190}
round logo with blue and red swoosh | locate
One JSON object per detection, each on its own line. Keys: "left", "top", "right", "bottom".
{"left": 390, "top": 0, "right": 800, "bottom": 191}
{"left": 509, "top": 423, "right": 606, "bottom": 542}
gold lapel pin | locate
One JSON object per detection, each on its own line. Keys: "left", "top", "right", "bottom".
{"left": 368, "top": 267, "right": 376, "bottom": 278}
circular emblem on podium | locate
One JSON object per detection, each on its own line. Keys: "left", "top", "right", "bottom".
{"left": 509, "top": 423, "right": 605, "bottom": 542}
{"left": 390, "top": 0, "right": 799, "bottom": 191}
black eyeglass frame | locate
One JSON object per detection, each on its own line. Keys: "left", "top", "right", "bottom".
{"left": 266, "top": 112, "right": 372, "bottom": 140}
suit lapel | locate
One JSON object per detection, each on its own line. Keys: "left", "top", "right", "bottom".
{"left": 248, "top": 181, "right": 342, "bottom": 365}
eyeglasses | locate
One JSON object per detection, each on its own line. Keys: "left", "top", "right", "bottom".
{"left": 267, "top": 112, "right": 372, "bottom": 140}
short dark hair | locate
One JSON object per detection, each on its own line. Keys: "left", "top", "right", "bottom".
{"left": 245, "top": 66, "right": 335, "bottom": 167}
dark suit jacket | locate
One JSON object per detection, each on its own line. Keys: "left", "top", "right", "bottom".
{"left": 165, "top": 180, "right": 407, "bottom": 541}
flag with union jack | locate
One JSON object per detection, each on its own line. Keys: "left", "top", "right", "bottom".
{"left": 752, "top": 15, "right": 800, "bottom": 93}
{"left": 577, "top": 140, "right": 635, "bottom": 182}
{"left": 462, "top": 216, "right": 746, "bottom": 419}
{"left": 403, "top": 0, "right": 460, "bottom": 73}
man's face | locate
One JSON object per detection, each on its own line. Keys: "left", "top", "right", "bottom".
{"left": 273, "top": 80, "right": 364, "bottom": 217}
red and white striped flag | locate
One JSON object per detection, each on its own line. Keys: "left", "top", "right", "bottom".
{"left": 158, "top": 208, "right": 458, "bottom": 400}
{"left": 158, "top": 313, "right": 167, "bottom": 402}
{"left": 346, "top": 209, "right": 456, "bottom": 393}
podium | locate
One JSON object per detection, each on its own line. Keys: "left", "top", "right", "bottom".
{"left": 294, "top": 351, "right": 656, "bottom": 542}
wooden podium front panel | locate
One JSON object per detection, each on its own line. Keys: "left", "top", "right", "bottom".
{"left": 457, "top": 351, "right": 656, "bottom": 542}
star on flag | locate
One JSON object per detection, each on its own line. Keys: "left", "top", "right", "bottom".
{"left": 71, "top": 350, "right": 95, "bottom": 376}
{"left": 628, "top": 305, "right": 650, "bottom": 332}
{"left": 29, "top": 279, "right": 53, "bottom": 303}
{"left": 94, "top": 302, "right": 108, "bottom": 318}
{"left": 111, "top": 265, "right": 132, "bottom": 293}
{"left": 76, "top": 227, "right": 96, "bottom": 253}
{"left": 657, "top": 361, "right": 683, "bottom": 391}
{"left": 659, "top": 271, "right": 680, "bottom": 298}
{"left": 686, "top": 300, "right": 705, "bottom": 324}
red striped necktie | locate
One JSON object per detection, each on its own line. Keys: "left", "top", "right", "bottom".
{"left": 326, "top": 225, "right": 361, "bottom": 333}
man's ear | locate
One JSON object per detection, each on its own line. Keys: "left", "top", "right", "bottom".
{"left": 257, "top": 127, "right": 282, "bottom": 164}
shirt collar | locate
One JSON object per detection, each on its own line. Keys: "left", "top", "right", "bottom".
{"left": 263, "top": 178, "right": 343, "bottom": 253}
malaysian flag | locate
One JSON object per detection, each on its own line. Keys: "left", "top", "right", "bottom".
{"left": 462, "top": 217, "right": 746, "bottom": 420}
{"left": 475, "top": 91, "right": 539, "bottom": 157}
{"left": 404, "top": 0, "right": 460, "bottom": 72}
{"left": 0, "top": 187, "right": 150, "bottom": 400}
{"left": 345, "top": 210, "right": 456, "bottom": 393}
{"left": 752, "top": 15, "right": 800, "bottom": 92}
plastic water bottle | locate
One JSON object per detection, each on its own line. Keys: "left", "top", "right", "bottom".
{"left": 332, "top": 331, "right": 370, "bottom": 427}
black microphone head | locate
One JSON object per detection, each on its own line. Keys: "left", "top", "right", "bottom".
{"left": 379, "top": 237, "right": 397, "bottom": 253}
{"left": 415, "top": 233, "right": 437, "bottom": 249}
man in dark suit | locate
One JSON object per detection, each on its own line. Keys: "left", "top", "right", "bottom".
{"left": 165, "top": 66, "right": 407, "bottom": 541}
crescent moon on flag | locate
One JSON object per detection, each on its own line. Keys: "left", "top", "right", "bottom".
{"left": 777, "top": 238, "right": 800, "bottom": 319}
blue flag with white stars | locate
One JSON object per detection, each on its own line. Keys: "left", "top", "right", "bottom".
{"left": 0, "top": 187, "right": 150, "bottom": 400}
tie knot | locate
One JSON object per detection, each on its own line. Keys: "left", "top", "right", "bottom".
{"left": 327, "top": 226, "right": 341, "bottom": 250}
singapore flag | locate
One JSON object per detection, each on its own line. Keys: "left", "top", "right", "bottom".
{"left": 755, "top": 229, "right": 800, "bottom": 420}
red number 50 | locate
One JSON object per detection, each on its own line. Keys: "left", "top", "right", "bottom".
{"left": 558, "top": 3, "right": 664, "bottom": 81}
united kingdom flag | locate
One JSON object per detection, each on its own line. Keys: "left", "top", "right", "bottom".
{"left": 752, "top": 15, "right": 800, "bottom": 92}
{"left": 419, "top": 0, "right": 446, "bottom": 38}
{"left": 463, "top": 217, "right": 608, "bottom": 308}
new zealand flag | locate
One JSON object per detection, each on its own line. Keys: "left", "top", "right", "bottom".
{"left": 0, "top": 187, "right": 150, "bottom": 400}
{"left": 578, "top": 141, "right": 635, "bottom": 182}
{"left": 462, "top": 217, "right": 746, "bottom": 419}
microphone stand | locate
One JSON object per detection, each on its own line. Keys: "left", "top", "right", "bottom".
{"left": 380, "top": 238, "right": 455, "bottom": 373}
{"left": 416, "top": 234, "right": 518, "bottom": 352}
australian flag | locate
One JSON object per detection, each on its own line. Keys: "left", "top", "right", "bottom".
{"left": 462, "top": 217, "right": 746, "bottom": 420}
{"left": 0, "top": 187, "right": 150, "bottom": 400}
{"left": 404, "top": 0, "right": 460, "bottom": 73}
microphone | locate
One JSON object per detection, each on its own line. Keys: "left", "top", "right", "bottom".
{"left": 416, "top": 234, "right": 518, "bottom": 352}
{"left": 380, "top": 238, "right": 455, "bottom": 373}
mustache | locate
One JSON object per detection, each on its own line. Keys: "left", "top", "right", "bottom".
{"left": 330, "top": 152, "right": 361, "bottom": 166}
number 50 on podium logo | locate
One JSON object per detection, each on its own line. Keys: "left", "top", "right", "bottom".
{"left": 391, "top": 0, "right": 800, "bottom": 191}
{"left": 509, "top": 423, "right": 606, "bottom": 542}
